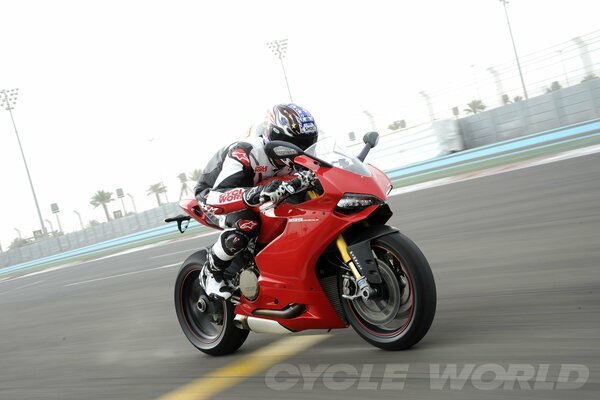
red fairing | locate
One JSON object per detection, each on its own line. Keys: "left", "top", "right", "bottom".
{"left": 179, "top": 151, "right": 394, "bottom": 332}
{"left": 232, "top": 156, "right": 392, "bottom": 332}
{"left": 178, "top": 198, "right": 222, "bottom": 229}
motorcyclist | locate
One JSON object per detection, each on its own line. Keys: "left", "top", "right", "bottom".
{"left": 193, "top": 103, "right": 319, "bottom": 299}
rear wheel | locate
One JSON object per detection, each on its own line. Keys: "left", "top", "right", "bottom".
{"left": 340, "top": 232, "right": 436, "bottom": 350}
{"left": 174, "top": 250, "right": 249, "bottom": 356}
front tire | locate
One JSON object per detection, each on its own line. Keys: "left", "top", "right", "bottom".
{"left": 340, "top": 232, "right": 436, "bottom": 350}
{"left": 174, "top": 250, "right": 249, "bottom": 356}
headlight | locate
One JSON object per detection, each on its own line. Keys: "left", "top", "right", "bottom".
{"left": 335, "top": 193, "right": 384, "bottom": 214}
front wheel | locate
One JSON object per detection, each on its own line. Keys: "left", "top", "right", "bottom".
{"left": 340, "top": 232, "right": 436, "bottom": 350}
{"left": 174, "top": 250, "right": 249, "bottom": 356}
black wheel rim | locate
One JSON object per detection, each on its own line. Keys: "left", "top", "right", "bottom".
{"left": 347, "top": 245, "right": 415, "bottom": 338}
{"left": 180, "top": 268, "right": 225, "bottom": 344}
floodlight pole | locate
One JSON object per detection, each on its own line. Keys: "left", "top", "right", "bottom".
{"left": 500, "top": 0, "right": 528, "bottom": 100}
{"left": 267, "top": 39, "right": 294, "bottom": 102}
{"left": 1, "top": 89, "right": 48, "bottom": 237}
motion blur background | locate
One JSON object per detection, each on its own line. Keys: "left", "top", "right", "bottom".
{"left": 1, "top": 0, "right": 599, "bottom": 251}
{"left": 1, "top": 2, "right": 600, "bottom": 399}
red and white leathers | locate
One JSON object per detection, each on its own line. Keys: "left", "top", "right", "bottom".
{"left": 194, "top": 136, "right": 295, "bottom": 297}
{"left": 195, "top": 136, "right": 294, "bottom": 215}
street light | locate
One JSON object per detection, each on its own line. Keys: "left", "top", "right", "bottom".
{"left": 487, "top": 67, "right": 506, "bottom": 104}
{"left": 45, "top": 219, "right": 55, "bottom": 235}
{"left": 499, "top": 0, "right": 528, "bottom": 100}
{"left": 127, "top": 193, "right": 138, "bottom": 214}
{"left": 73, "top": 210, "right": 85, "bottom": 230}
{"left": 267, "top": 39, "right": 293, "bottom": 102}
{"left": 572, "top": 37, "right": 594, "bottom": 78}
{"left": 420, "top": 91, "right": 436, "bottom": 122}
{"left": 557, "top": 49, "right": 570, "bottom": 86}
{"left": 470, "top": 64, "right": 481, "bottom": 99}
{"left": 363, "top": 110, "right": 376, "bottom": 131}
{"left": 1, "top": 89, "right": 48, "bottom": 237}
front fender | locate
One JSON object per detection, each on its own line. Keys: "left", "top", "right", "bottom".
{"left": 344, "top": 224, "right": 399, "bottom": 284}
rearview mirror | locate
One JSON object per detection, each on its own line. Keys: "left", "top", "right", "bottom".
{"left": 363, "top": 132, "right": 380, "bottom": 148}
{"left": 264, "top": 141, "right": 304, "bottom": 159}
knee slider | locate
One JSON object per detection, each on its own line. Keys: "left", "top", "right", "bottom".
{"left": 221, "top": 230, "right": 249, "bottom": 256}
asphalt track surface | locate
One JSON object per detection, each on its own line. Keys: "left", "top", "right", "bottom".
{"left": 1, "top": 153, "right": 599, "bottom": 399}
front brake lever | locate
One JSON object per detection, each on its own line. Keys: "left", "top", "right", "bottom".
{"left": 259, "top": 202, "right": 277, "bottom": 213}
{"left": 259, "top": 184, "right": 318, "bottom": 213}
{"left": 259, "top": 193, "right": 290, "bottom": 213}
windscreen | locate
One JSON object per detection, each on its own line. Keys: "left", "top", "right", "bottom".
{"left": 305, "top": 137, "right": 372, "bottom": 177}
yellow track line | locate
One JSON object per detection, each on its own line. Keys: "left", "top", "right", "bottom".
{"left": 156, "top": 334, "right": 331, "bottom": 400}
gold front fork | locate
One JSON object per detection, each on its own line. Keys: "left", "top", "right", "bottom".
{"left": 307, "top": 189, "right": 363, "bottom": 280}
{"left": 335, "top": 235, "right": 362, "bottom": 280}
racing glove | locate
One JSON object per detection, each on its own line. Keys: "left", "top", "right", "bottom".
{"left": 243, "top": 170, "right": 318, "bottom": 207}
{"left": 293, "top": 169, "right": 318, "bottom": 189}
{"left": 243, "top": 180, "right": 295, "bottom": 207}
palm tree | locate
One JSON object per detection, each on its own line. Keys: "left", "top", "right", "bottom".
{"left": 189, "top": 168, "right": 203, "bottom": 182}
{"left": 178, "top": 173, "right": 191, "bottom": 200}
{"left": 513, "top": 96, "right": 524, "bottom": 102}
{"left": 581, "top": 74, "right": 598, "bottom": 83}
{"left": 9, "top": 237, "right": 30, "bottom": 250}
{"left": 387, "top": 120, "right": 406, "bottom": 130}
{"left": 545, "top": 81, "right": 562, "bottom": 93}
{"left": 90, "top": 190, "right": 115, "bottom": 222}
{"left": 464, "top": 100, "right": 487, "bottom": 114}
{"left": 147, "top": 183, "right": 167, "bottom": 206}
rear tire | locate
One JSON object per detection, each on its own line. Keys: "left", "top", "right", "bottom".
{"left": 174, "top": 250, "right": 249, "bottom": 356}
{"left": 340, "top": 232, "right": 436, "bottom": 350}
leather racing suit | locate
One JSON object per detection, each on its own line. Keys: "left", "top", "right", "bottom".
{"left": 193, "top": 136, "right": 295, "bottom": 272}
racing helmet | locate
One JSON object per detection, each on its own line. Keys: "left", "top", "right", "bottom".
{"left": 265, "top": 104, "right": 318, "bottom": 150}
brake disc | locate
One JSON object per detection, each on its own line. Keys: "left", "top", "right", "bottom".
{"left": 351, "top": 259, "right": 402, "bottom": 325}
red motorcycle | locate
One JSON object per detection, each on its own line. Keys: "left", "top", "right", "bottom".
{"left": 166, "top": 133, "right": 436, "bottom": 356}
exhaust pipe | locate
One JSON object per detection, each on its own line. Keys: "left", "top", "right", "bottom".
{"left": 252, "top": 303, "right": 305, "bottom": 319}
{"left": 234, "top": 315, "right": 294, "bottom": 334}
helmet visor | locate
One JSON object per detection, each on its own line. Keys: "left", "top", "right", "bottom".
{"left": 286, "top": 134, "right": 318, "bottom": 151}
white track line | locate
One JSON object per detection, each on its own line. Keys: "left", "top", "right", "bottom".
{"left": 0, "top": 280, "right": 44, "bottom": 295}
{"left": 64, "top": 263, "right": 179, "bottom": 287}
{"left": 390, "top": 143, "right": 600, "bottom": 196}
{"left": 150, "top": 249, "right": 198, "bottom": 259}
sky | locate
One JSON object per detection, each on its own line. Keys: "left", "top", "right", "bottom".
{"left": 0, "top": 0, "right": 598, "bottom": 249}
